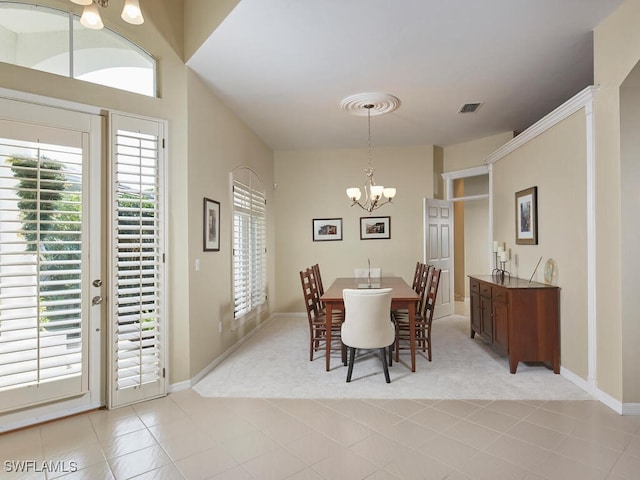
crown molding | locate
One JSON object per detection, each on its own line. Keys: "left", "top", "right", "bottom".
{"left": 485, "top": 85, "right": 598, "bottom": 165}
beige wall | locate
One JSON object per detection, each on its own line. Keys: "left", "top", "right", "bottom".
{"left": 492, "top": 111, "right": 589, "bottom": 379}
{"left": 273, "top": 146, "right": 434, "bottom": 313}
{"left": 186, "top": 71, "right": 274, "bottom": 378}
{"left": 594, "top": 0, "right": 640, "bottom": 403}
{"left": 620, "top": 80, "right": 640, "bottom": 402}
{"left": 443, "top": 131, "right": 514, "bottom": 173}
{"left": 444, "top": 132, "right": 512, "bottom": 301}
{"left": 184, "top": 0, "right": 240, "bottom": 61}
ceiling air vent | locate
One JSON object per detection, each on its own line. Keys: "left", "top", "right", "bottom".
{"left": 459, "top": 102, "right": 482, "bottom": 114}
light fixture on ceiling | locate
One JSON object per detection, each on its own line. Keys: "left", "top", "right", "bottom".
{"left": 71, "top": 0, "right": 144, "bottom": 30}
{"left": 342, "top": 93, "right": 400, "bottom": 213}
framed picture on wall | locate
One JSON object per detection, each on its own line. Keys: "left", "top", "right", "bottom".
{"left": 203, "top": 197, "right": 220, "bottom": 251}
{"left": 360, "top": 216, "right": 391, "bottom": 240}
{"left": 515, "top": 186, "right": 538, "bottom": 245}
{"left": 312, "top": 218, "right": 343, "bottom": 241}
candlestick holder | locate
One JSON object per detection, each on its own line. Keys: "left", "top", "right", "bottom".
{"left": 493, "top": 260, "right": 511, "bottom": 282}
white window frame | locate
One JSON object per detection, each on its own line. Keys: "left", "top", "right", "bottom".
{"left": 231, "top": 167, "right": 266, "bottom": 321}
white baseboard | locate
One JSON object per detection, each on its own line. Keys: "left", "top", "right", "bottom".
{"left": 561, "top": 366, "right": 640, "bottom": 415}
{"left": 170, "top": 312, "right": 640, "bottom": 416}
{"left": 596, "top": 389, "right": 624, "bottom": 414}
{"left": 560, "top": 366, "right": 592, "bottom": 394}
{"left": 168, "top": 313, "right": 288, "bottom": 392}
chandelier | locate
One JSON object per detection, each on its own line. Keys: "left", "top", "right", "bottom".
{"left": 71, "top": 0, "right": 144, "bottom": 30}
{"left": 342, "top": 93, "right": 399, "bottom": 213}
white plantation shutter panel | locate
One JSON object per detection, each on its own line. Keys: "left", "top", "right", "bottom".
{"left": 109, "top": 114, "right": 166, "bottom": 406}
{"left": 232, "top": 170, "right": 266, "bottom": 319}
{"left": 0, "top": 128, "right": 87, "bottom": 411}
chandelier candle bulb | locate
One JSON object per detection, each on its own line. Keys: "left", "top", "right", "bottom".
{"left": 80, "top": 3, "right": 103, "bottom": 29}
{"left": 121, "top": 0, "right": 144, "bottom": 25}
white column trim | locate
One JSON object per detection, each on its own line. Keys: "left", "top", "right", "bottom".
{"left": 585, "top": 98, "right": 597, "bottom": 395}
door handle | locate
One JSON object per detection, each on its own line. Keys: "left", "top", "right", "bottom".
{"left": 93, "top": 279, "right": 103, "bottom": 287}
{"left": 92, "top": 296, "right": 103, "bottom": 306}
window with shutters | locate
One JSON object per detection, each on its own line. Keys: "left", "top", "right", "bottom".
{"left": 232, "top": 168, "right": 266, "bottom": 320}
{"left": 109, "top": 114, "right": 166, "bottom": 408}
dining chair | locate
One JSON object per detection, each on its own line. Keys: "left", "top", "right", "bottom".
{"left": 393, "top": 267, "right": 441, "bottom": 362}
{"left": 309, "top": 264, "right": 325, "bottom": 312}
{"left": 341, "top": 288, "right": 395, "bottom": 383}
{"left": 300, "top": 268, "right": 344, "bottom": 362}
{"left": 411, "top": 261, "right": 425, "bottom": 292}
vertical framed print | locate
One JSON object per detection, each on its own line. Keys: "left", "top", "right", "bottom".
{"left": 515, "top": 186, "right": 538, "bottom": 245}
{"left": 204, "top": 197, "right": 220, "bottom": 251}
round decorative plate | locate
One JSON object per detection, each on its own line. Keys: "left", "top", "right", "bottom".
{"left": 544, "top": 259, "right": 555, "bottom": 284}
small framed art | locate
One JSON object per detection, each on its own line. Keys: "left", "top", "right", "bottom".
{"left": 360, "top": 216, "right": 391, "bottom": 240}
{"left": 312, "top": 218, "right": 342, "bottom": 241}
{"left": 515, "top": 186, "right": 538, "bottom": 245}
{"left": 203, "top": 197, "right": 220, "bottom": 251}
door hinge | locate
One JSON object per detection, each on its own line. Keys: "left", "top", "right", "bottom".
{"left": 162, "top": 368, "right": 166, "bottom": 378}
{"left": 162, "top": 138, "right": 165, "bottom": 149}
{"left": 162, "top": 253, "right": 166, "bottom": 263}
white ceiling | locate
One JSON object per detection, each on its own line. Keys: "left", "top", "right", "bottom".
{"left": 187, "top": 0, "right": 622, "bottom": 151}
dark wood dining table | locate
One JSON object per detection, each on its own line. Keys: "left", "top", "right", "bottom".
{"left": 320, "top": 277, "right": 421, "bottom": 372}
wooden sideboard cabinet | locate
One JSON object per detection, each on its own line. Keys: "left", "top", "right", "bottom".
{"left": 469, "top": 275, "right": 560, "bottom": 374}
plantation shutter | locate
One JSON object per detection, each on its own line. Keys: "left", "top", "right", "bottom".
{"left": 0, "top": 120, "right": 88, "bottom": 412}
{"left": 109, "top": 113, "right": 166, "bottom": 408}
{"left": 232, "top": 170, "right": 266, "bottom": 319}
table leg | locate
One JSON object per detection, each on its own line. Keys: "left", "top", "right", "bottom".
{"left": 326, "top": 303, "right": 332, "bottom": 372}
{"left": 409, "top": 301, "right": 416, "bottom": 372}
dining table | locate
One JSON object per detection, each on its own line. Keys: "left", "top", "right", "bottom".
{"left": 320, "top": 276, "right": 421, "bottom": 372}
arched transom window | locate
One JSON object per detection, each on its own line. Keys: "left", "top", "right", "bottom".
{"left": 0, "top": 1, "right": 156, "bottom": 97}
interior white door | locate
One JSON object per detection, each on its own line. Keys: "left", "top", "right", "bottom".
{"left": 424, "top": 198, "right": 454, "bottom": 318}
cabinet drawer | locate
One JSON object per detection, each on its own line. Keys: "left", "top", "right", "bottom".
{"left": 493, "top": 287, "right": 507, "bottom": 303}
{"left": 479, "top": 283, "right": 492, "bottom": 297}
{"left": 470, "top": 280, "right": 480, "bottom": 293}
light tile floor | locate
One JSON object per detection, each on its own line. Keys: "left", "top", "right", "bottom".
{"left": 1, "top": 390, "right": 640, "bottom": 479}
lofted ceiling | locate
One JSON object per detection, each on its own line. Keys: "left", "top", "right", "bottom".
{"left": 187, "top": 0, "right": 622, "bottom": 151}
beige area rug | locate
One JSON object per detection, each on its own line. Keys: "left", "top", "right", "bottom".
{"left": 193, "top": 315, "right": 593, "bottom": 400}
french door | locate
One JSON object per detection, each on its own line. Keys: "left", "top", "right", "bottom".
{"left": 0, "top": 99, "right": 102, "bottom": 415}
{"left": 0, "top": 99, "right": 166, "bottom": 423}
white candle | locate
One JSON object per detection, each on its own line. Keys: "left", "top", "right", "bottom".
{"left": 493, "top": 241, "right": 498, "bottom": 253}
{"left": 499, "top": 251, "right": 507, "bottom": 262}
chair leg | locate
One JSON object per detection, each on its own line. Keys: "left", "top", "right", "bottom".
{"left": 342, "top": 341, "right": 347, "bottom": 366}
{"left": 394, "top": 326, "right": 400, "bottom": 362}
{"left": 380, "top": 348, "right": 391, "bottom": 383}
{"left": 346, "top": 347, "right": 355, "bottom": 382}
{"left": 388, "top": 343, "right": 393, "bottom": 367}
